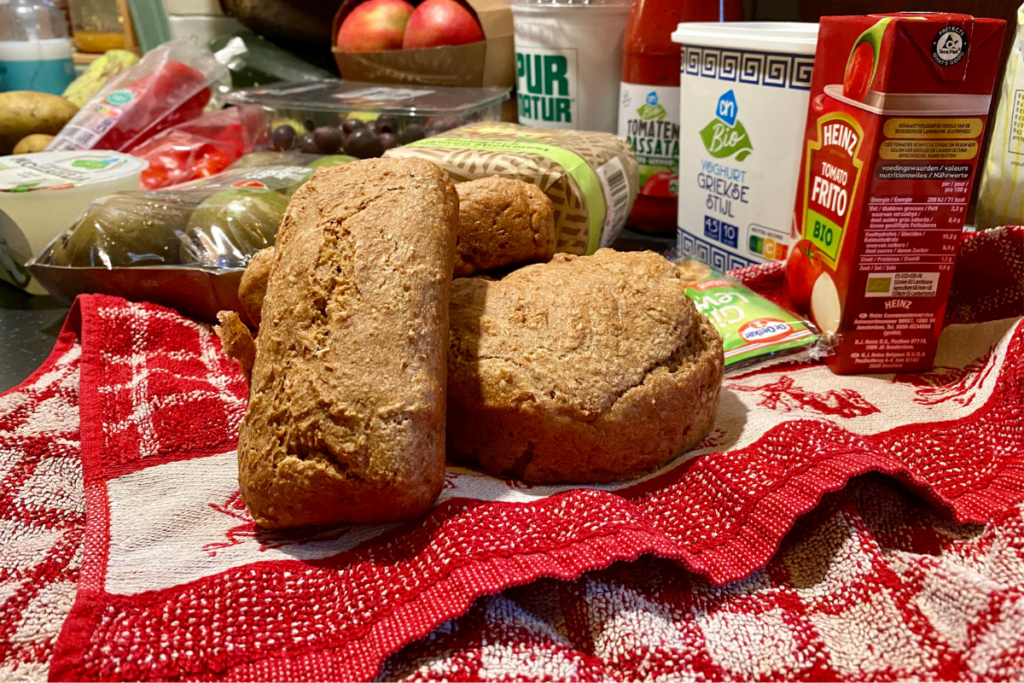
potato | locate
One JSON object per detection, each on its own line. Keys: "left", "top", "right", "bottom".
{"left": 0, "top": 92, "right": 78, "bottom": 155}
{"left": 12, "top": 134, "right": 55, "bottom": 155}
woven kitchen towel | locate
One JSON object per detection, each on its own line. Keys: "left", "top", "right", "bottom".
{"left": 0, "top": 227, "right": 1021, "bottom": 681}
{"left": 382, "top": 475, "right": 1024, "bottom": 681}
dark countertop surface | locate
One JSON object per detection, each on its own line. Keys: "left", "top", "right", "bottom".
{"left": 0, "top": 228, "right": 676, "bottom": 395}
{"left": 0, "top": 282, "right": 70, "bottom": 394}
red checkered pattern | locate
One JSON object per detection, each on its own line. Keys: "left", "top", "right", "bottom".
{"left": 382, "top": 476, "right": 1024, "bottom": 681}
{"left": 0, "top": 228, "right": 1021, "bottom": 681}
{"left": 0, "top": 315, "right": 83, "bottom": 681}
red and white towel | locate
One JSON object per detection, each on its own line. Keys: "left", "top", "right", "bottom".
{"left": 1, "top": 227, "right": 1022, "bottom": 681}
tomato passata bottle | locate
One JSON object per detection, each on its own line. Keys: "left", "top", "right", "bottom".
{"left": 619, "top": 0, "right": 742, "bottom": 234}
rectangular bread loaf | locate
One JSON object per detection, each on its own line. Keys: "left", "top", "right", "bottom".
{"left": 237, "top": 158, "right": 458, "bottom": 529}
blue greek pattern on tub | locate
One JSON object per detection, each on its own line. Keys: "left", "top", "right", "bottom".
{"left": 681, "top": 45, "right": 814, "bottom": 91}
{"left": 679, "top": 231, "right": 755, "bottom": 271}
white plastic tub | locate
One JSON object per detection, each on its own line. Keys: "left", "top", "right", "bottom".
{"left": 672, "top": 22, "right": 819, "bottom": 269}
{"left": 0, "top": 151, "right": 146, "bottom": 293}
{"left": 511, "top": 0, "right": 630, "bottom": 133}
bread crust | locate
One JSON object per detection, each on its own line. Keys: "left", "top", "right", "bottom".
{"left": 447, "top": 249, "right": 724, "bottom": 483}
{"left": 454, "top": 176, "right": 555, "bottom": 277}
{"left": 237, "top": 158, "right": 458, "bottom": 529}
{"left": 238, "top": 246, "right": 274, "bottom": 328}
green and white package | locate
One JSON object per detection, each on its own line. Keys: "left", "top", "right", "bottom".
{"left": 675, "top": 259, "right": 822, "bottom": 369}
{"left": 977, "top": 3, "right": 1024, "bottom": 230}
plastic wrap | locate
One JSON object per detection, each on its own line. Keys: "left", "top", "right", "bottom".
{"left": 27, "top": 165, "right": 313, "bottom": 324}
{"left": 47, "top": 37, "right": 231, "bottom": 154}
{"left": 133, "top": 106, "right": 271, "bottom": 189}
{"left": 671, "top": 256, "right": 829, "bottom": 372}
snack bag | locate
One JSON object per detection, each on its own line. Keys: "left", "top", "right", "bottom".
{"left": 675, "top": 259, "right": 823, "bottom": 370}
{"left": 977, "top": 4, "right": 1024, "bottom": 230}
{"left": 133, "top": 106, "right": 270, "bottom": 189}
{"left": 48, "top": 37, "right": 230, "bottom": 154}
{"left": 386, "top": 122, "right": 638, "bottom": 254}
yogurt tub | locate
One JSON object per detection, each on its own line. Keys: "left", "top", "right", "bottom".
{"left": 0, "top": 151, "right": 146, "bottom": 293}
{"left": 672, "top": 22, "right": 819, "bottom": 269}
{"left": 511, "top": 0, "right": 630, "bottom": 133}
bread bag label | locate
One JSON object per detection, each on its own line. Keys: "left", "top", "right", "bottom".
{"left": 388, "top": 123, "right": 637, "bottom": 254}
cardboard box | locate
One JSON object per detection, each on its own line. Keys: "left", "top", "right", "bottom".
{"left": 331, "top": 0, "right": 514, "bottom": 89}
{"left": 787, "top": 13, "right": 1006, "bottom": 374}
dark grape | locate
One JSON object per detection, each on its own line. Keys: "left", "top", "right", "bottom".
{"left": 364, "top": 120, "right": 379, "bottom": 136}
{"left": 399, "top": 124, "right": 426, "bottom": 144}
{"left": 270, "top": 125, "right": 297, "bottom": 151}
{"left": 341, "top": 118, "right": 365, "bottom": 135}
{"left": 376, "top": 114, "right": 399, "bottom": 133}
{"left": 298, "top": 132, "right": 319, "bottom": 154}
{"left": 343, "top": 128, "right": 385, "bottom": 159}
{"left": 379, "top": 132, "right": 400, "bottom": 151}
{"left": 303, "top": 119, "right": 316, "bottom": 131}
{"left": 312, "top": 126, "right": 343, "bottom": 154}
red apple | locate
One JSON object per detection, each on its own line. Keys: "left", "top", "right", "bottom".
{"left": 337, "top": 0, "right": 414, "bottom": 53}
{"left": 402, "top": 0, "right": 484, "bottom": 50}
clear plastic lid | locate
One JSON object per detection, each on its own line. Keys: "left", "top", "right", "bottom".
{"left": 226, "top": 80, "right": 512, "bottom": 116}
{"left": 0, "top": 0, "right": 71, "bottom": 40}
{"left": 0, "top": 151, "right": 146, "bottom": 192}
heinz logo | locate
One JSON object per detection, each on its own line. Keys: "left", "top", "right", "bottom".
{"left": 516, "top": 52, "right": 573, "bottom": 123}
{"left": 822, "top": 121, "right": 859, "bottom": 157}
{"left": 885, "top": 299, "right": 913, "bottom": 310}
{"left": 739, "top": 318, "right": 792, "bottom": 343}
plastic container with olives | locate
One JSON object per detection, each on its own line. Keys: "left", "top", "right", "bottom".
{"left": 225, "top": 80, "right": 512, "bottom": 159}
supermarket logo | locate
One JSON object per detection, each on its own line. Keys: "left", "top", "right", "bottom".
{"left": 637, "top": 91, "right": 667, "bottom": 121}
{"left": 699, "top": 90, "right": 753, "bottom": 161}
{"left": 106, "top": 89, "right": 135, "bottom": 106}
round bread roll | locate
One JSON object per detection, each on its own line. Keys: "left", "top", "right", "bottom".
{"left": 454, "top": 176, "right": 555, "bottom": 277}
{"left": 447, "top": 248, "right": 724, "bottom": 484}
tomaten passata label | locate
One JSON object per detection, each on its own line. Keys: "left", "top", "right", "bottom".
{"left": 618, "top": 84, "right": 680, "bottom": 198}
{"left": 803, "top": 113, "right": 864, "bottom": 266}
{"left": 676, "top": 260, "right": 819, "bottom": 367}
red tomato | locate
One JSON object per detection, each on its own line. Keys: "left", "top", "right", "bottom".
{"left": 786, "top": 239, "right": 823, "bottom": 313}
{"left": 193, "top": 146, "right": 233, "bottom": 178}
{"left": 843, "top": 41, "right": 874, "bottom": 102}
{"left": 641, "top": 170, "right": 676, "bottom": 198}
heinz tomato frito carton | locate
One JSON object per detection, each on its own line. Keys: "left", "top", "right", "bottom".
{"left": 788, "top": 14, "right": 1006, "bottom": 374}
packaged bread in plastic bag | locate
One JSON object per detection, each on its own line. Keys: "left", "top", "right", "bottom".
{"left": 385, "top": 122, "right": 638, "bottom": 253}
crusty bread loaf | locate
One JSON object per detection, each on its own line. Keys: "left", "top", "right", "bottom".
{"left": 238, "top": 246, "right": 274, "bottom": 328}
{"left": 447, "top": 249, "right": 724, "bottom": 483}
{"left": 454, "top": 176, "right": 555, "bottom": 277}
{"left": 237, "top": 158, "right": 458, "bottom": 529}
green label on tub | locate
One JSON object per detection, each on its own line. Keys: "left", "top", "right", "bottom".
{"left": 700, "top": 90, "right": 753, "bottom": 161}
{"left": 515, "top": 47, "right": 578, "bottom": 126}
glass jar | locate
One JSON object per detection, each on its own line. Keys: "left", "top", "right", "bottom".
{"left": 68, "top": 0, "right": 124, "bottom": 52}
